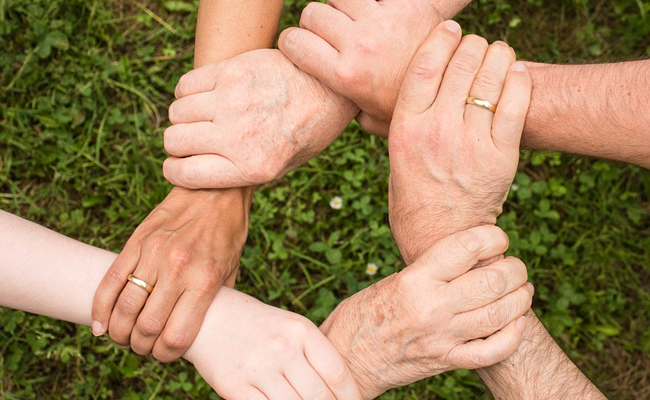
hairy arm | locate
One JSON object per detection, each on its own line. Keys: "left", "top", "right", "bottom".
{"left": 477, "top": 310, "right": 606, "bottom": 399}
{"left": 523, "top": 61, "right": 650, "bottom": 168}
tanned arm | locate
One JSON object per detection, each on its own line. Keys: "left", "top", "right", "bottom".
{"left": 523, "top": 61, "right": 650, "bottom": 168}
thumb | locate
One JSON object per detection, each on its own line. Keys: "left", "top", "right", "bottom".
{"left": 408, "top": 225, "right": 510, "bottom": 282}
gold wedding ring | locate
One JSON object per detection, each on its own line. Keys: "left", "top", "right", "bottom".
{"left": 127, "top": 274, "right": 154, "bottom": 294}
{"left": 466, "top": 97, "right": 498, "bottom": 113}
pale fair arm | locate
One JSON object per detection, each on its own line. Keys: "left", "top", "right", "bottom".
{"left": 523, "top": 61, "right": 650, "bottom": 168}
{"left": 0, "top": 209, "right": 227, "bottom": 343}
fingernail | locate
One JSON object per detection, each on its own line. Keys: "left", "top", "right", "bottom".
{"left": 511, "top": 62, "right": 526, "bottom": 72}
{"left": 442, "top": 20, "right": 461, "bottom": 33}
{"left": 516, "top": 316, "right": 527, "bottom": 332}
{"left": 92, "top": 321, "right": 104, "bottom": 337}
{"left": 116, "top": 344, "right": 129, "bottom": 350}
{"left": 525, "top": 282, "right": 535, "bottom": 296}
{"left": 493, "top": 40, "right": 509, "bottom": 47}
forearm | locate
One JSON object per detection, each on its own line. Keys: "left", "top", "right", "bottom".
{"left": 195, "top": 0, "right": 283, "bottom": 68}
{"left": 523, "top": 60, "right": 650, "bottom": 168}
{"left": 477, "top": 310, "right": 605, "bottom": 399}
{"left": 172, "top": 0, "right": 286, "bottom": 259}
{"left": 0, "top": 210, "right": 238, "bottom": 360}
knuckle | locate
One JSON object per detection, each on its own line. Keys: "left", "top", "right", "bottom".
{"left": 410, "top": 52, "right": 443, "bottom": 80}
{"left": 334, "top": 64, "right": 361, "bottom": 86}
{"left": 474, "top": 72, "right": 504, "bottom": 89}
{"left": 353, "top": 36, "right": 380, "bottom": 56}
{"left": 456, "top": 230, "right": 482, "bottom": 255}
{"left": 160, "top": 330, "right": 193, "bottom": 353}
{"left": 136, "top": 315, "right": 165, "bottom": 338}
{"left": 168, "top": 246, "right": 193, "bottom": 269}
{"left": 108, "top": 331, "right": 128, "bottom": 347}
{"left": 450, "top": 54, "right": 480, "bottom": 75}
{"left": 507, "top": 257, "right": 528, "bottom": 280}
{"left": 482, "top": 268, "right": 507, "bottom": 297}
{"left": 116, "top": 293, "right": 142, "bottom": 316}
{"left": 485, "top": 301, "right": 506, "bottom": 330}
{"left": 104, "top": 267, "right": 127, "bottom": 288}
{"left": 324, "top": 362, "right": 351, "bottom": 389}
{"left": 497, "top": 103, "right": 524, "bottom": 122}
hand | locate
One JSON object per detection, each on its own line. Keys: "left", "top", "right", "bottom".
{"left": 185, "top": 287, "right": 363, "bottom": 400}
{"left": 387, "top": 22, "right": 532, "bottom": 264}
{"left": 279, "top": 0, "right": 443, "bottom": 136}
{"left": 320, "top": 226, "right": 533, "bottom": 399}
{"left": 91, "top": 187, "right": 252, "bottom": 362}
{"left": 162, "top": 48, "right": 358, "bottom": 189}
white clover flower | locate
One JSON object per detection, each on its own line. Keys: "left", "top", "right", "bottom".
{"left": 511, "top": 184, "right": 520, "bottom": 191}
{"left": 366, "top": 263, "right": 378, "bottom": 276}
{"left": 329, "top": 196, "right": 343, "bottom": 210}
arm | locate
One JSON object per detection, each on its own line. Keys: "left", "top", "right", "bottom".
{"left": 279, "top": 0, "right": 650, "bottom": 168}
{"left": 476, "top": 310, "right": 606, "bottom": 399}
{"left": 195, "top": 0, "right": 283, "bottom": 67}
{"left": 382, "top": 25, "right": 605, "bottom": 399}
{"left": 522, "top": 61, "right": 650, "bottom": 168}
{"left": 91, "top": 0, "right": 284, "bottom": 362}
{"left": 0, "top": 210, "right": 363, "bottom": 399}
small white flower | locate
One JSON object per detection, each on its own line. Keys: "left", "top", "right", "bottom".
{"left": 329, "top": 196, "right": 343, "bottom": 210}
{"left": 366, "top": 263, "right": 378, "bottom": 276}
{"left": 511, "top": 184, "right": 520, "bottom": 191}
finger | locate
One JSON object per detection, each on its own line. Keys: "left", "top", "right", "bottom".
{"left": 435, "top": 34, "right": 489, "bottom": 113}
{"left": 327, "top": 0, "right": 380, "bottom": 20}
{"left": 464, "top": 41, "right": 516, "bottom": 131}
{"left": 256, "top": 377, "right": 302, "bottom": 400}
{"left": 300, "top": 2, "right": 352, "bottom": 49}
{"left": 164, "top": 122, "right": 226, "bottom": 157}
{"left": 152, "top": 290, "right": 216, "bottom": 363}
{"left": 355, "top": 112, "right": 389, "bottom": 137}
{"left": 446, "top": 257, "right": 528, "bottom": 313}
{"left": 454, "top": 283, "right": 533, "bottom": 340}
{"left": 449, "top": 316, "right": 527, "bottom": 369}
{"left": 394, "top": 20, "right": 462, "bottom": 116}
{"left": 91, "top": 243, "right": 141, "bottom": 336}
{"left": 410, "top": 225, "right": 510, "bottom": 282}
{"left": 107, "top": 265, "right": 157, "bottom": 347}
{"left": 174, "top": 63, "right": 222, "bottom": 99}
{"left": 304, "top": 331, "right": 363, "bottom": 400}
{"left": 491, "top": 62, "right": 532, "bottom": 154}
{"left": 162, "top": 155, "right": 246, "bottom": 189}
{"left": 285, "top": 360, "right": 335, "bottom": 400}
{"left": 278, "top": 27, "right": 339, "bottom": 90}
{"left": 168, "top": 91, "right": 218, "bottom": 124}
{"left": 129, "top": 281, "right": 182, "bottom": 356}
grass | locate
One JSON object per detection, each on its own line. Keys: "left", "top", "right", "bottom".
{"left": 1, "top": 0, "right": 649, "bottom": 398}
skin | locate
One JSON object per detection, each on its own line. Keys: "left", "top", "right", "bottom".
{"left": 0, "top": 211, "right": 529, "bottom": 399}
{"left": 278, "top": 0, "right": 650, "bottom": 167}
{"left": 91, "top": 0, "right": 284, "bottom": 362}
{"left": 0, "top": 210, "right": 362, "bottom": 400}
{"left": 380, "top": 19, "right": 606, "bottom": 399}
{"left": 163, "top": 49, "right": 356, "bottom": 188}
